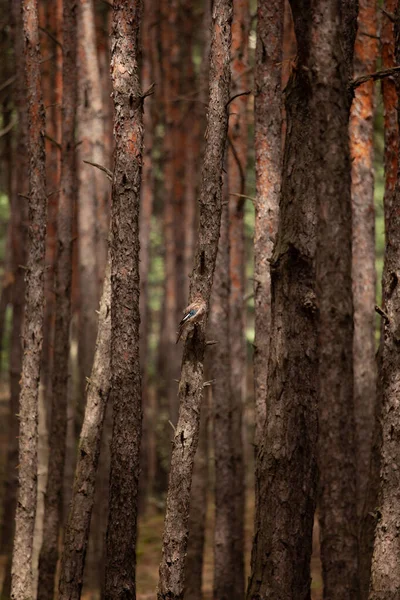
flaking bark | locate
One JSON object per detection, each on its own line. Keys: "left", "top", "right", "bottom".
{"left": 10, "top": 0, "right": 47, "bottom": 597}
{"left": 157, "top": 1, "right": 233, "bottom": 597}
{"left": 104, "top": 0, "right": 144, "bottom": 597}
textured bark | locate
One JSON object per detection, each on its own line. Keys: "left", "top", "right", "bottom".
{"left": 37, "top": 2, "right": 77, "bottom": 596}
{"left": 381, "top": 0, "right": 399, "bottom": 233}
{"left": 350, "top": 0, "right": 378, "bottom": 520}
{"left": 104, "top": 0, "right": 144, "bottom": 597}
{"left": 360, "top": 2, "right": 398, "bottom": 596}
{"left": 183, "top": 6, "right": 212, "bottom": 595}
{"left": 228, "top": 3, "right": 248, "bottom": 596}
{"left": 210, "top": 198, "right": 235, "bottom": 600}
{"left": 0, "top": 3, "right": 28, "bottom": 593}
{"left": 10, "top": 0, "right": 47, "bottom": 596}
{"left": 253, "top": 0, "right": 283, "bottom": 451}
{"left": 368, "top": 9, "right": 400, "bottom": 598}
{"left": 184, "top": 395, "right": 209, "bottom": 600}
{"left": 247, "top": 2, "right": 318, "bottom": 597}
{"left": 77, "top": 0, "right": 106, "bottom": 433}
{"left": 314, "top": 2, "right": 359, "bottom": 598}
{"left": 58, "top": 256, "right": 111, "bottom": 600}
{"left": 157, "top": 1, "right": 232, "bottom": 597}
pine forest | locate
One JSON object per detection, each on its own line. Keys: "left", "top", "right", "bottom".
{"left": 0, "top": 0, "right": 399, "bottom": 599}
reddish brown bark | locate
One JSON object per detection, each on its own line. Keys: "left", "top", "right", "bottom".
{"left": 368, "top": 8, "right": 400, "bottom": 598}
{"left": 58, "top": 255, "right": 111, "bottom": 600}
{"left": 350, "top": 0, "right": 378, "bottom": 521}
{"left": 253, "top": 0, "right": 283, "bottom": 450}
{"left": 37, "top": 2, "right": 77, "bottom": 597}
{"left": 315, "top": 1, "right": 359, "bottom": 598}
{"left": 247, "top": 1, "right": 318, "bottom": 597}
{"left": 104, "top": 0, "right": 144, "bottom": 596}
{"left": 10, "top": 0, "right": 47, "bottom": 596}
{"left": 40, "top": 0, "right": 62, "bottom": 425}
{"left": 157, "top": 1, "right": 232, "bottom": 597}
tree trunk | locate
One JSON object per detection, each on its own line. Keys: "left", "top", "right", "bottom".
{"left": 157, "top": 1, "right": 232, "bottom": 597}
{"left": 159, "top": 0, "right": 187, "bottom": 436}
{"left": 360, "top": 2, "right": 398, "bottom": 596}
{"left": 210, "top": 196, "right": 235, "bottom": 600}
{"left": 350, "top": 0, "right": 378, "bottom": 521}
{"left": 253, "top": 0, "right": 283, "bottom": 451}
{"left": 183, "top": 5, "right": 212, "bottom": 595}
{"left": 247, "top": 1, "right": 318, "bottom": 597}
{"left": 58, "top": 254, "right": 111, "bottom": 600}
{"left": 0, "top": 3, "right": 28, "bottom": 593}
{"left": 37, "top": 2, "right": 77, "bottom": 596}
{"left": 104, "top": 0, "right": 144, "bottom": 596}
{"left": 10, "top": 0, "right": 47, "bottom": 596}
{"left": 76, "top": 0, "right": 106, "bottom": 435}
{"left": 184, "top": 393, "right": 209, "bottom": 600}
{"left": 139, "top": 0, "right": 155, "bottom": 511}
{"left": 314, "top": 1, "right": 359, "bottom": 598}
{"left": 228, "top": 3, "right": 249, "bottom": 596}
{"left": 368, "top": 9, "right": 400, "bottom": 597}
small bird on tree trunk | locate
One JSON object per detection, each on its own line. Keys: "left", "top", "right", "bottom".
{"left": 176, "top": 296, "right": 207, "bottom": 343}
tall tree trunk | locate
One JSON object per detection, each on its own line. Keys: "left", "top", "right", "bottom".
{"left": 247, "top": 1, "right": 318, "bottom": 597}
{"left": 139, "top": 0, "right": 155, "bottom": 510}
{"left": 76, "top": 0, "right": 106, "bottom": 434}
{"left": 253, "top": 0, "right": 283, "bottom": 451}
{"left": 0, "top": 3, "right": 28, "bottom": 593}
{"left": 104, "top": 0, "right": 144, "bottom": 596}
{"left": 157, "top": 1, "right": 232, "bottom": 597}
{"left": 228, "top": 3, "right": 249, "bottom": 595}
{"left": 37, "top": 1, "right": 77, "bottom": 597}
{"left": 350, "top": 0, "right": 378, "bottom": 521}
{"left": 211, "top": 196, "right": 235, "bottom": 600}
{"left": 10, "top": 0, "right": 47, "bottom": 596}
{"left": 184, "top": 394, "right": 209, "bottom": 600}
{"left": 360, "top": 2, "right": 398, "bottom": 596}
{"left": 314, "top": 1, "right": 359, "bottom": 598}
{"left": 184, "top": 4, "right": 212, "bottom": 595}
{"left": 59, "top": 254, "right": 111, "bottom": 600}
{"left": 159, "top": 0, "right": 187, "bottom": 437}
{"left": 368, "top": 9, "right": 400, "bottom": 597}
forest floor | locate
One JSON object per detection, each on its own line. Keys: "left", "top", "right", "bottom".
{"left": 134, "top": 495, "right": 323, "bottom": 599}
{"left": 0, "top": 390, "right": 323, "bottom": 599}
